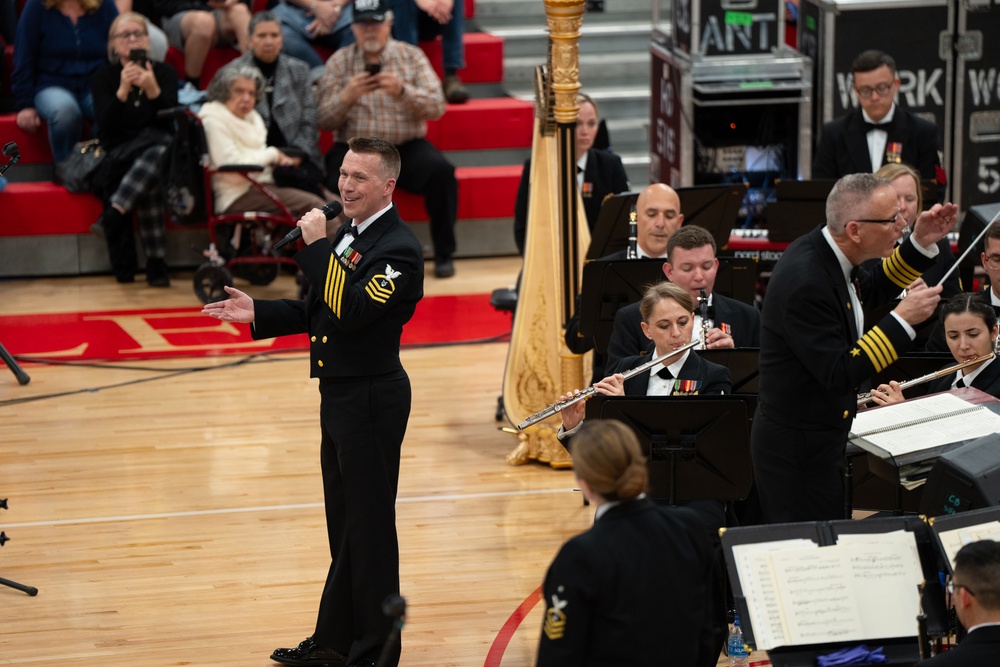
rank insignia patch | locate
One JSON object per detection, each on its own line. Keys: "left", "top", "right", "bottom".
{"left": 543, "top": 592, "right": 568, "bottom": 641}
{"left": 365, "top": 264, "right": 401, "bottom": 303}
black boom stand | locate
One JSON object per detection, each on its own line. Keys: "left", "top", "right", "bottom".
{"left": 0, "top": 498, "right": 38, "bottom": 596}
{"left": 0, "top": 142, "right": 31, "bottom": 386}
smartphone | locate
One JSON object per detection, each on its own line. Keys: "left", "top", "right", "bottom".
{"left": 365, "top": 62, "right": 382, "bottom": 76}
{"left": 128, "top": 48, "right": 148, "bottom": 68}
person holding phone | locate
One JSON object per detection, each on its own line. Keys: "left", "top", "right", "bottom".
{"left": 90, "top": 11, "right": 178, "bottom": 285}
{"left": 316, "top": 0, "right": 459, "bottom": 278}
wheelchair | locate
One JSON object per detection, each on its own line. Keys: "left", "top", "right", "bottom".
{"left": 162, "top": 108, "right": 303, "bottom": 304}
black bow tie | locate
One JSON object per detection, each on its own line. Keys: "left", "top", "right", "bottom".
{"left": 342, "top": 223, "right": 358, "bottom": 238}
{"left": 656, "top": 367, "right": 673, "bottom": 380}
{"left": 863, "top": 118, "right": 894, "bottom": 133}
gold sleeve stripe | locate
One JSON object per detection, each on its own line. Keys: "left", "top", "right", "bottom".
{"left": 324, "top": 255, "right": 346, "bottom": 318}
{"left": 881, "top": 248, "right": 922, "bottom": 288}
{"left": 856, "top": 326, "right": 898, "bottom": 372}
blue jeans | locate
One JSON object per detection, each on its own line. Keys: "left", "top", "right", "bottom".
{"left": 388, "top": 0, "right": 465, "bottom": 71}
{"left": 272, "top": 1, "right": 355, "bottom": 69}
{"left": 34, "top": 86, "right": 94, "bottom": 163}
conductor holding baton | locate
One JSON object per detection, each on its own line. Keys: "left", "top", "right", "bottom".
{"left": 202, "top": 136, "right": 424, "bottom": 667}
{"left": 750, "top": 173, "right": 956, "bottom": 524}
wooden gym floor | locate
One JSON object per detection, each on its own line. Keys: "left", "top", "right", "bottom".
{"left": 0, "top": 257, "right": 732, "bottom": 666}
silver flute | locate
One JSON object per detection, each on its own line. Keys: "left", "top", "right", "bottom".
{"left": 856, "top": 352, "right": 994, "bottom": 406}
{"left": 516, "top": 340, "right": 700, "bottom": 430}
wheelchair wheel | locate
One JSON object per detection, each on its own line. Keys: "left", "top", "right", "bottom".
{"left": 193, "top": 262, "right": 234, "bottom": 304}
{"left": 236, "top": 261, "right": 279, "bottom": 286}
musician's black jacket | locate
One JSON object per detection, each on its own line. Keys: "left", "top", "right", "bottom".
{"left": 608, "top": 349, "right": 732, "bottom": 396}
{"left": 926, "top": 357, "right": 1000, "bottom": 398}
{"left": 917, "top": 625, "right": 1000, "bottom": 667}
{"left": 536, "top": 499, "right": 719, "bottom": 667}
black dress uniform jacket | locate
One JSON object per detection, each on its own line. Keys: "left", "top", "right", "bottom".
{"left": 609, "top": 349, "right": 732, "bottom": 396}
{"left": 605, "top": 293, "right": 760, "bottom": 370}
{"left": 513, "top": 147, "right": 629, "bottom": 255}
{"left": 926, "top": 358, "right": 1000, "bottom": 398}
{"left": 250, "top": 204, "right": 423, "bottom": 665}
{"left": 813, "top": 106, "right": 942, "bottom": 182}
{"left": 750, "top": 227, "right": 935, "bottom": 523}
{"left": 536, "top": 499, "right": 719, "bottom": 667}
{"left": 917, "top": 625, "right": 1000, "bottom": 667}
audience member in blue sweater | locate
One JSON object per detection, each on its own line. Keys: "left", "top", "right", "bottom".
{"left": 12, "top": 0, "right": 118, "bottom": 162}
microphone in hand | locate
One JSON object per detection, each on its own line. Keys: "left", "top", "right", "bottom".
{"left": 273, "top": 200, "right": 344, "bottom": 250}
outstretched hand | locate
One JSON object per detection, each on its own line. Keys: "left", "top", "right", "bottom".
{"left": 201, "top": 285, "right": 255, "bottom": 323}
{"left": 911, "top": 201, "right": 959, "bottom": 249}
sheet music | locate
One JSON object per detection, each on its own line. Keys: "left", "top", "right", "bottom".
{"left": 731, "top": 533, "right": 924, "bottom": 649}
{"left": 936, "top": 521, "right": 1000, "bottom": 571}
{"left": 850, "top": 393, "right": 1000, "bottom": 457}
{"left": 731, "top": 539, "right": 816, "bottom": 650}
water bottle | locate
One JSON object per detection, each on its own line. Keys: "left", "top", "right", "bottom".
{"left": 727, "top": 614, "right": 749, "bottom": 667}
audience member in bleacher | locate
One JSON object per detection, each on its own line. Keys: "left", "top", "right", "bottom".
{"left": 11, "top": 0, "right": 118, "bottom": 162}
{"left": 90, "top": 11, "right": 177, "bottom": 285}
{"left": 115, "top": 0, "right": 168, "bottom": 60}
{"left": 199, "top": 64, "right": 326, "bottom": 230}
{"left": 223, "top": 11, "right": 331, "bottom": 205}
{"left": 388, "top": 0, "right": 466, "bottom": 104}
{"left": 154, "top": 0, "right": 250, "bottom": 90}
{"left": 536, "top": 419, "right": 720, "bottom": 667}
{"left": 513, "top": 93, "right": 629, "bottom": 256}
{"left": 270, "top": 0, "right": 353, "bottom": 76}
{"left": 316, "top": 0, "right": 457, "bottom": 278}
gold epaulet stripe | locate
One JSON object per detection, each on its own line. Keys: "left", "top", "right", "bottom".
{"left": 882, "top": 249, "right": 922, "bottom": 288}
{"left": 324, "top": 255, "right": 346, "bottom": 318}
{"left": 856, "top": 326, "right": 898, "bottom": 372}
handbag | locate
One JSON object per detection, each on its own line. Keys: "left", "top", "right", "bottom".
{"left": 55, "top": 139, "right": 106, "bottom": 194}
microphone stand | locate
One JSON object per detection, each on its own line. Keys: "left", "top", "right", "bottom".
{"left": 0, "top": 499, "right": 38, "bottom": 596}
{"left": 0, "top": 144, "right": 30, "bottom": 386}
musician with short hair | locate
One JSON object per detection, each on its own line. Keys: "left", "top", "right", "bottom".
{"left": 979, "top": 221, "right": 1000, "bottom": 309}
{"left": 751, "top": 173, "right": 957, "bottom": 524}
{"left": 605, "top": 224, "right": 760, "bottom": 368}
{"left": 919, "top": 540, "right": 1000, "bottom": 666}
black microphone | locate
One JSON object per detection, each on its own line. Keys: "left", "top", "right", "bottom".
{"left": 0, "top": 141, "right": 19, "bottom": 177}
{"left": 273, "top": 200, "right": 343, "bottom": 250}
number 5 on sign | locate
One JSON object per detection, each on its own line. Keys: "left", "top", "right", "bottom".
{"left": 979, "top": 156, "right": 1000, "bottom": 194}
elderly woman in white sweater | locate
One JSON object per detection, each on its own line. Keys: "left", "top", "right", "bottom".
{"left": 198, "top": 64, "right": 326, "bottom": 218}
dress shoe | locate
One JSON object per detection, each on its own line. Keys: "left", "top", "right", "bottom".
{"left": 434, "top": 259, "right": 456, "bottom": 278}
{"left": 442, "top": 75, "right": 469, "bottom": 104}
{"left": 145, "top": 257, "right": 171, "bottom": 288}
{"left": 270, "top": 637, "right": 347, "bottom": 666}
{"left": 348, "top": 661, "right": 377, "bottom": 667}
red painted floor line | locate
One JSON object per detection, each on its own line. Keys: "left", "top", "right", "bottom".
{"left": 484, "top": 585, "right": 542, "bottom": 667}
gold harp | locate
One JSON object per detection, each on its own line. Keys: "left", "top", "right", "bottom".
{"left": 503, "top": 0, "right": 590, "bottom": 469}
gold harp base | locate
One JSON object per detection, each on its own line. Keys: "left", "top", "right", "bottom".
{"left": 506, "top": 428, "right": 573, "bottom": 469}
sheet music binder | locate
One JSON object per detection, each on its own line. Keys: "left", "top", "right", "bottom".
{"left": 720, "top": 515, "right": 944, "bottom": 666}
{"left": 928, "top": 505, "right": 1000, "bottom": 573}
{"left": 850, "top": 389, "right": 1000, "bottom": 471}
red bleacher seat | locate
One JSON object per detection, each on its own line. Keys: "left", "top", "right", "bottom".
{"left": 395, "top": 165, "right": 522, "bottom": 222}
{"left": 421, "top": 32, "right": 501, "bottom": 84}
{"left": 0, "top": 113, "right": 54, "bottom": 163}
{"left": 427, "top": 98, "right": 532, "bottom": 151}
{"left": 1, "top": 182, "right": 102, "bottom": 236}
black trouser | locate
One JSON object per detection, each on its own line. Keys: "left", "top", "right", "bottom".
{"left": 313, "top": 370, "right": 411, "bottom": 666}
{"left": 325, "top": 139, "right": 457, "bottom": 262}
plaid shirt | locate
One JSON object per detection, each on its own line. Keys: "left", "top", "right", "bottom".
{"left": 315, "top": 39, "right": 445, "bottom": 145}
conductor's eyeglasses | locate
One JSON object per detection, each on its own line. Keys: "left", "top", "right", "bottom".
{"left": 946, "top": 580, "right": 974, "bottom": 597}
{"left": 855, "top": 82, "right": 894, "bottom": 99}
{"left": 985, "top": 254, "right": 1000, "bottom": 268}
{"left": 854, "top": 210, "right": 901, "bottom": 225}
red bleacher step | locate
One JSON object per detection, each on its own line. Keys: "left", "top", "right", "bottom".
{"left": 2, "top": 182, "right": 103, "bottom": 236}
{"left": 394, "top": 164, "right": 522, "bottom": 222}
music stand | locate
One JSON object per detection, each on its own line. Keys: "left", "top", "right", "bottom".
{"left": 0, "top": 142, "right": 30, "bottom": 386}
{"left": 698, "top": 349, "right": 760, "bottom": 394}
{"left": 763, "top": 179, "right": 836, "bottom": 243}
{"left": 585, "top": 184, "right": 747, "bottom": 260}
{"left": 577, "top": 259, "right": 664, "bottom": 353}
{"left": 586, "top": 395, "right": 753, "bottom": 505}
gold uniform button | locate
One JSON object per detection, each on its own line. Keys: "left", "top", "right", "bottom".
{"left": 318, "top": 360, "right": 324, "bottom": 368}
{"left": 311, "top": 336, "right": 317, "bottom": 342}
{"left": 322, "top": 336, "right": 328, "bottom": 343}
{"left": 843, "top": 410, "right": 849, "bottom": 419}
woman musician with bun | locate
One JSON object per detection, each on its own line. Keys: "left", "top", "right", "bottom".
{"left": 557, "top": 281, "right": 731, "bottom": 439}
{"left": 870, "top": 292, "right": 1000, "bottom": 405}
